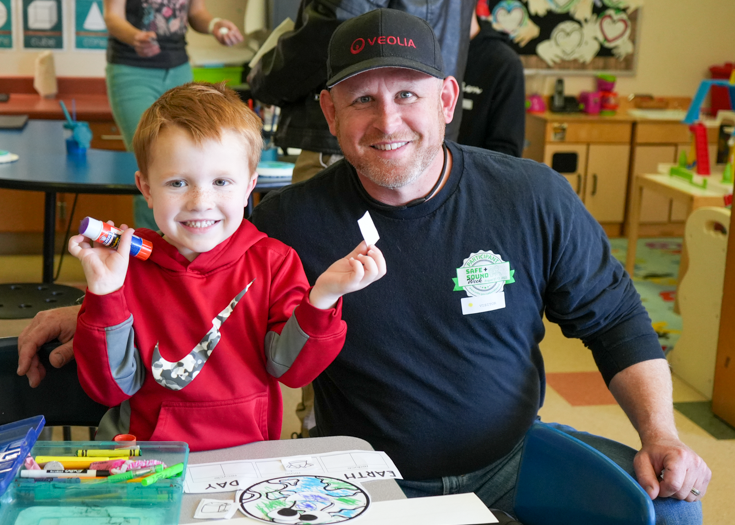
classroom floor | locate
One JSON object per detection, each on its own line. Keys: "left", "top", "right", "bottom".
{"left": 1, "top": 247, "right": 733, "bottom": 524}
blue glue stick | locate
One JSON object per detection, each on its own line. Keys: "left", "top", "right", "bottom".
{"left": 79, "top": 217, "right": 152, "bottom": 261}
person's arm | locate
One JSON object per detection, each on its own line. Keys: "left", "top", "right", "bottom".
{"left": 103, "top": 0, "right": 160, "bottom": 57}
{"left": 17, "top": 305, "right": 81, "bottom": 387}
{"left": 608, "top": 359, "right": 711, "bottom": 501}
{"left": 187, "top": 0, "right": 243, "bottom": 46}
{"left": 263, "top": 241, "right": 386, "bottom": 388}
{"left": 481, "top": 48, "right": 526, "bottom": 157}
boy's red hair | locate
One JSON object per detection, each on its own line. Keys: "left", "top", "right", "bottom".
{"left": 133, "top": 82, "right": 263, "bottom": 177}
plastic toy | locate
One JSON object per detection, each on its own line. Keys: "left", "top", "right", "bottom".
{"left": 671, "top": 72, "right": 735, "bottom": 185}
{"left": 59, "top": 100, "right": 92, "bottom": 156}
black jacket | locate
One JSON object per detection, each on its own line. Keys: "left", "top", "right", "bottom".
{"left": 249, "top": 0, "right": 476, "bottom": 154}
{"left": 457, "top": 21, "right": 525, "bottom": 157}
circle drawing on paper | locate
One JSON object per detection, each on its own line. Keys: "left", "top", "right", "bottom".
{"left": 0, "top": 3, "right": 7, "bottom": 28}
{"left": 238, "top": 476, "right": 370, "bottom": 524}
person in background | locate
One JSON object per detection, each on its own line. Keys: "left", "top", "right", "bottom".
{"left": 248, "top": 0, "right": 476, "bottom": 183}
{"left": 103, "top": 0, "right": 244, "bottom": 229}
{"left": 457, "top": 4, "right": 526, "bottom": 157}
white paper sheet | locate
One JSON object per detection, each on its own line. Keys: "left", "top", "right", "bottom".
{"left": 357, "top": 211, "right": 380, "bottom": 246}
{"left": 185, "top": 450, "right": 401, "bottom": 494}
{"left": 194, "top": 498, "right": 239, "bottom": 520}
{"left": 205, "top": 493, "right": 498, "bottom": 524}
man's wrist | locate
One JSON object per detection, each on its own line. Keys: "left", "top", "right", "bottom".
{"left": 208, "top": 17, "right": 222, "bottom": 34}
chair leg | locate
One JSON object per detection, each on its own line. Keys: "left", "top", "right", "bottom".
{"left": 63, "top": 426, "right": 72, "bottom": 441}
{"left": 89, "top": 427, "right": 96, "bottom": 440}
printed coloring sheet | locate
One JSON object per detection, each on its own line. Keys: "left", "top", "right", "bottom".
{"left": 184, "top": 450, "right": 402, "bottom": 493}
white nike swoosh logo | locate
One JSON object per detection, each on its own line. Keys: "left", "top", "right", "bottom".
{"left": 151, "top": 279, "right": 255, "bottom": 391}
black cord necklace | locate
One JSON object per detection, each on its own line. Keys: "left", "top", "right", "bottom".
{"left": 368, "top": 142, "right": 449, "bottom": 210}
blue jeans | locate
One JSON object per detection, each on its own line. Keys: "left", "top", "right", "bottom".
{"left": 105, "top": 62, "right": 193, "bottom": 229}
{"left": 396, "top": 422, "right": 702, "bottom": 525}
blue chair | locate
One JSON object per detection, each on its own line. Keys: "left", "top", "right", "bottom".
{"left": 514, "top": 422, "right": 655, "bottom": 525}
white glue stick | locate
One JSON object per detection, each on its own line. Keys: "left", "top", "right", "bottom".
{"left": 79, "top": 217, "right": 152, "bottom": 261}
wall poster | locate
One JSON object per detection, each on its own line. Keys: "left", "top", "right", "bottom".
{"left": 480, "top": 0, "right": 642, "bottom": 73}
{"left": 0, "top": 0, "right": 12, "bottom": 49}
{"left": 22, "top": 0, "right": 64, "bottom": 49}
{"left": 74, "top": 0, "right": 107, "bottom": 50}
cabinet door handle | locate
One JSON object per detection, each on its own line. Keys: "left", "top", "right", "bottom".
{"left": 576, "top": 174, "right": 582, "bottom": 195}
{"left": 591, "top": 174, "right": 598, "bottom": 196}
{"left": 100, "top": 135, "right": 124, "bottom": 141}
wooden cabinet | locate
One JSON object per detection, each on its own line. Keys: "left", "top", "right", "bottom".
{"left": 526, "top": 114, "right": 633, "bottom": 236}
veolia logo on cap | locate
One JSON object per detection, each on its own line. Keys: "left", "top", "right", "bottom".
{"left": 350, "top": 36, "right": 417, "bottom": 54}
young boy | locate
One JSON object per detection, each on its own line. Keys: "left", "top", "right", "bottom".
{"left": 69, "top": 82, "right": 386, "bottom": 450}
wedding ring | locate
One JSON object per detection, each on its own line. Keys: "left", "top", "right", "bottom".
{"left": 690, "top": 488, "right": 701, "bottom": 497}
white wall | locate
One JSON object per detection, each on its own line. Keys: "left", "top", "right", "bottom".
{"left": 2, "top": 0, "right": 734, "bottom": 100}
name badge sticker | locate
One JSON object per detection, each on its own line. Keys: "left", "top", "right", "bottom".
{"left": 453, "top": 250, "right": 515, "bottom": 316}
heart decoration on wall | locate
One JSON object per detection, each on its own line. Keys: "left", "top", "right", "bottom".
{"left": 492, "top": 1, "right": 527, "bottom": 34}
{"left": 599, "top": 10, "right": 630, "bottom": 43}
{"left": 552, "top": 21, "right": 584, "bottom": 56}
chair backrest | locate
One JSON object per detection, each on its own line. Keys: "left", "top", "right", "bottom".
{"left": 0, "top": 337, "right": 108, "bottom": 428}
{"left": 514, "top": 422, "right": 655, "bottom": 525}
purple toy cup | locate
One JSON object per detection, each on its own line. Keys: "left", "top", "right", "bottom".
{"left": 596, "top": 74, "right": 616, "bottom": 93}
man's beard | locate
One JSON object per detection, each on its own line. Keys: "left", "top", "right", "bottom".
{"left": 336, "top": 121, "right": 444, "bottom": 190}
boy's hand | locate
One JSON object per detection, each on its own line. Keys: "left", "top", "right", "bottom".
{"left": 309, "top": 242, "right": 386, "bottom": 310}
{"left": 68, "top": 222, "right": 134, "bottom": 296}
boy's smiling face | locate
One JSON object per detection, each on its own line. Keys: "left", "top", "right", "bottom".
{"left": 135, "top": 125, "right": 257, "bottom": 261}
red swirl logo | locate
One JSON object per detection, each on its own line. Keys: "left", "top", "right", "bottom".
{"left": 351, "top": 38, "right": 365, "bottom": 54}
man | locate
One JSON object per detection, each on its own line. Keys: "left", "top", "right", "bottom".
{"left": 18, "top": 9, "right": 709, "bottom": 523}
{"left": 457, "top": 8, "right": 526, "bottom": 157}
{"left": 247, "top": 0, "right": 475, "bottom": 182}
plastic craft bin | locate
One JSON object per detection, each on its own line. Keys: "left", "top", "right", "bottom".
{"left": 192, "top": 66, "right": 243, "bottom": 86}
{"left": 0, "top": 439, "right": 189, "bottom": 525}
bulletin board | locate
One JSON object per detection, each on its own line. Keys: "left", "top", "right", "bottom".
{"left": 479, "top": 0, "right": 642, "bottom": 73}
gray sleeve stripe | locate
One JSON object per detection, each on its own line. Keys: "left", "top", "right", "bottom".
{"left": 104, "top": 315, "right": 146, "bottom": 396}
{"left": 265, "top": 312, "right": 310, "bottom": 378}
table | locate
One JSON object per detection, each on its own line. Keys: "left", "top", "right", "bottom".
{"left": 0, "top": 120, "right": 290, "bottom": 318}
{"left": 625, "top": 172, "right": 732, "bottom": 277}
{"left": 180, "top": 436, "right": 406, "bottom": 524}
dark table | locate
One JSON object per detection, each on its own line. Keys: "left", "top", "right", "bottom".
{"left": 0, "top": 120, "right": 290, "bottom": 318}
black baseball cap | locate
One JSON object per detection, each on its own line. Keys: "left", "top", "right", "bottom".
{"left": 326, "top": 9, "right": 445, "bottom": 88}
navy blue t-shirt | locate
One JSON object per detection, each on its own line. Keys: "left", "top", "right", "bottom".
{"left": 251, "top": 142, "right": 663, "bottom": 480}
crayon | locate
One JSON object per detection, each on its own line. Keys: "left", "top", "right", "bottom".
{"left": 107, "top": 465, "right": 164, "bottom": 483}
{"left": 21, "top": 469, "right": 111, "bottom": 479}
{"left": 76, "top": 448, "right": 140, "bottom": 457}
{"left": 140, "top": 463, "right": 184, "bottom": 486}
{"left": 35, "top": 457, "right": 110, "bottom": 469}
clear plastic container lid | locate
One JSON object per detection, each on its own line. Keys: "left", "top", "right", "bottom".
{"left": 0, "top": 415, "right": 45, "bottom": 497}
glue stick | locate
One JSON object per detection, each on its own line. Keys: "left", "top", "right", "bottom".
{"left": 79, "top": 217, "right": 152, "bottom": 261}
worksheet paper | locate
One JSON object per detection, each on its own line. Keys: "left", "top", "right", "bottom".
{"left": 201, "top": 493, "right": 498, "bottom": 525}
{"left": 184, "top": 450, "right": 402, "bottom": 494}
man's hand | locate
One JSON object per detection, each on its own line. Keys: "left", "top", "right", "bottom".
{"left": 17, "top": 305, "right": 81, "bottom": 387}
{"left": 310, "top": 242, "right": 387, "bottom": 309}
{"left": 133, "top": 30, "right": 160, "bottom": 57}
{"left": 635, "top": 437, "right": 711, "bottom": 502}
